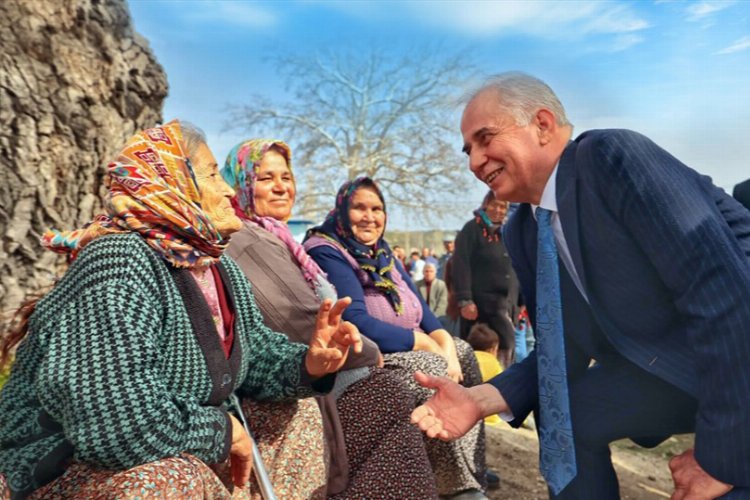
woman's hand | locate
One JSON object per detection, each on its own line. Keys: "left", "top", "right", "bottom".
{"left": 305, "top": 298, "right": 363, "bottom": 377}
{"left": 445, "top": 355, "right": 463, "bottom": 384}
{"left": 413, "top": 331, "right": 445, "bottom": 356}
{"left": 429, "top": 329, "right": 463, "bottom": 383}
{"left": 377, "top": 351, "right": 385, "bottom": 368}
{"left": 228, "top": 413, "right": 253, "bottom": 488}
{"left": 460, "top": 303, "right": 478, "bottom": 320}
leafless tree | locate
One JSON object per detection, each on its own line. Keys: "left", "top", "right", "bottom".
{"left": 227, "top": 48, "right": 476, "bottom": 224}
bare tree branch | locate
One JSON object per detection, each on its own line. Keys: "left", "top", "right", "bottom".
{"left": 226, "top": 47, "right": 477, "bottom": 224}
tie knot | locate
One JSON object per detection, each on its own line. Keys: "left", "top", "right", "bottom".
{"left": 536, "top": 207, "right": 553, "bottom": 226}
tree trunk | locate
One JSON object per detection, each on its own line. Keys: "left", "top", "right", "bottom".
{"left": 0, "top": 0, "right": 168, "bottom": 325}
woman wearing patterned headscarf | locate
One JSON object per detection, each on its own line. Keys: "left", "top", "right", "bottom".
{"left": 222, "top": 139, "right": 437, "bottom": 499}
{"left": 0, "top": 121, "right": 361, "bottom": 499}
{"left": 452, "top": 190, "right": 521, "bottom": 368}
{"left": 304, "top": 177, "right": 489, "bottom": 499}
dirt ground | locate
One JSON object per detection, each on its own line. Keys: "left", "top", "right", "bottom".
{"left": 484, "top": 423, "right": 693, "bottom": 499}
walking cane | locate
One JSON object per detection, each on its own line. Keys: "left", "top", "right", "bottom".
{"left": 229, "top": 394, "right": 278, "bottom": 500}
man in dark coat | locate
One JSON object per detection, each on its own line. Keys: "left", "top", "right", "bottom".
{"left": 411, "top": 72, "right": 750, "bottom": 500}
{"left": 733, "top": 178, "right": 750, "bottom": 211}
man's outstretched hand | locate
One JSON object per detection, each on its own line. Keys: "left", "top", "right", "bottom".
{"left": 410, "top": 371, "right": 485, "bottom": 441}
{"left": 670, "top": 448, "right": 732, "bottom": 500}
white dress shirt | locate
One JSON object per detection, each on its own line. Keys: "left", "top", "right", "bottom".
{"left": 531, "top": 165, "right": 589, "bottom": 303}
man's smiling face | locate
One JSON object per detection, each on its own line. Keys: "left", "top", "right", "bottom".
{"left": 461, "top": 89, "right": 549, "bottom": 204}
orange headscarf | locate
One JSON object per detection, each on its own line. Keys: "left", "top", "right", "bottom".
{"left": 41, "top": 120, "right": 228, "bottom": 267}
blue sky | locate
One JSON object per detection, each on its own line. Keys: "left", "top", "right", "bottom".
{"left": 128, "top": 0, "right": 750, "bottom": 230}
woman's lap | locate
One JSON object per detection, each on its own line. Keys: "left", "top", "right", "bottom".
{"left": 333, "top": 367, "right": 437, "bottom": 499}
{"left": 28, "top": 454, "right": 242, "bottom": 500}
{"left": 241, "top": 397, "right": 327, "bottom": 500}
{"left": 8, "top": 398, "right": 325, "bottom": 500}
{"left": 382, "top": 344, "right": 487, "bottom": 496}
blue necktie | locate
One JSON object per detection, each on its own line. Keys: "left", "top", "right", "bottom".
{"left": 535, "top": 207, "right": 577, "bottom": 495}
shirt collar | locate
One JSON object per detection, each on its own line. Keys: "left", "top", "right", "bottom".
{"left": 531, "top": 163, "right": 559, "bottom": 218}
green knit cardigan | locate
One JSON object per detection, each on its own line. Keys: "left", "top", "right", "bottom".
{"left": 0, "top": 233, "right": 324, "bottom": 496}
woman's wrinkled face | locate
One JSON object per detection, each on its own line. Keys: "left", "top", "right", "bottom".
{"left": 253, "top": 149, "right": 296, "bottom": 221}
{"left": 348, "top": 186, "right": 385, "bottom": 246}
{"left": 486, "top": 198, "right": 509, "bottom": 224}
{"left": 192, "top": 142, "right": 242, "bottom": 237}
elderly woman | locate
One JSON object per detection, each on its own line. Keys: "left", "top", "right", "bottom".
{"left": 304, "top": 177, "right": 487, "bottom": 499}
{"left": 221, "top": 139, "right": 437, "bottom": 499}
{"left": 0, "top": 121, "right": 360, "bottom": 499}
{"left": 453, "top": 191, "right": 521, "bottom": 368}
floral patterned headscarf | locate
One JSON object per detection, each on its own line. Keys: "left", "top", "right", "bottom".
{"left": 221, "top": 139, "right": 326, "bottom": 290}
{"left": 305, "top": 177, "right": 403, "bottom": 314}
{"left": 41, "top": 120, "right": 228, "bottom": 268}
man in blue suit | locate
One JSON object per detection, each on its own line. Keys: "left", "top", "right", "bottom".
{"left": 733, "top": 178, "right": 750, "bottom": 211}
{"left": 411, "top": 73, "right": 750, "bottom": 499}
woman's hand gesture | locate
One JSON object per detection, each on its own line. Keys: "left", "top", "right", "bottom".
{"left": 305, "top": 298, "right": 363, "bottom": 377}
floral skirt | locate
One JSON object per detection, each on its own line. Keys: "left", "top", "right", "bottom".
{"left": 332, "top": 367, "right": 438, "bottom": 499}
{"left": 384, "top": 339, "right": 487, "bottom": 496}
{"left": 1, "top": 398, "right": 325, "bottom": 500}
{"left": 241, "top": 397, "right": 327, "bottom": 500}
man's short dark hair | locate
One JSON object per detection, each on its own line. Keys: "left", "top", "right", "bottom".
{"left": 467, "top": 323, "right": 499, "bottom": 352}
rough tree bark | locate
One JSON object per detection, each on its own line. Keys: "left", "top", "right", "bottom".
{"left": 0, "top": 0, "right": 168, "bottom": 324}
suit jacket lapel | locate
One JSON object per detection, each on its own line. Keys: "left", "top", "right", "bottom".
{"left": 556, "top": 141, "right": 589, "bottom": 296}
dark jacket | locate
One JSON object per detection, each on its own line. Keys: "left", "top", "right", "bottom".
{"left": 452, "top": 217, "right": 520, "bottom": 317}
{"left": 492, "top": 129, "right": 750, "bottom": 488}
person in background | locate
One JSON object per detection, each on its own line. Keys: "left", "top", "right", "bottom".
{"left": 409, "top": 250, "right": 426, "bottom": 282}
{"left": 513, "top": 307, "right": 534, "bottom": 363}
{"left": 441, "top": 255, "right": 462, "bottom": 337}
{"left": 452, "top": 191, "right": 520, "bottom": 368}
{"left": 417, "top": 263, "right": 448, "bottom": 318}
{"left": 437, "top": 236, "right": 455, "bottom": 280}
{"left": 422, "top": 247, "right": 438, "bottom": 266}
{"left": 0, "top": 121, "right": 360, "bottom": 499}
{"left": 466, "top": 323, "right": 503, "bottom": 428}
{"left": 304, "top": 177, "right": 488, "bottom": 499}
{"left": 465, "top": 323, "right": 503, "bottom": 490}
{"left": 393, "top": 245, "right": 407, "bottom": 267}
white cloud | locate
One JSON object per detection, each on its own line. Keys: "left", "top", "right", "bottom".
{"left": 716, "top": 35, "right": 750, "bottom": 54}
{"left": 408, "top": 1, "right": 650, "bottom": 37}
{"left": 685, "top": 1, "right": 736, "bottom": 21}
{"left": 319, "top": 1, "right": 649, "bottom": 39}
{"left": 608, "top": 34, "right": 645, "bottom": 52}
{"left": 181, "top": 1, "right": 277, "bottom": 28}
{"left": 580, "top": 4, "right": 650, "bottom": 34}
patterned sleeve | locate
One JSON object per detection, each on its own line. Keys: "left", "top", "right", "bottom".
{"left": 221, "top": 257, "right": 335, "bottom": 401}
{"left": 34, "top": 244, "right": 232, "bottom": 470}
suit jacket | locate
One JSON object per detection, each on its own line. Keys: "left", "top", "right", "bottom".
{"left": 416, "top": 278, "right": 448, "bottom": 317}
{"left": 491, "top": 129, "right": 750, "bottom": 487}
{"left": 733, "top": 178, "right": 750, "bottom": 211}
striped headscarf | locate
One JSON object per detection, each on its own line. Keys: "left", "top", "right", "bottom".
{"left": 41, "top": 120, "right": 229, "bottom": 268}
{"left": 221, "top": 139, "right": 326, "bottom": 289}
{"left": 305, "top": 177, "right": 403, "bottom": 314}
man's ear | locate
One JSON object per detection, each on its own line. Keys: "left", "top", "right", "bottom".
{"left": 535, "top": 108, "right": 556, "bottom": 145}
